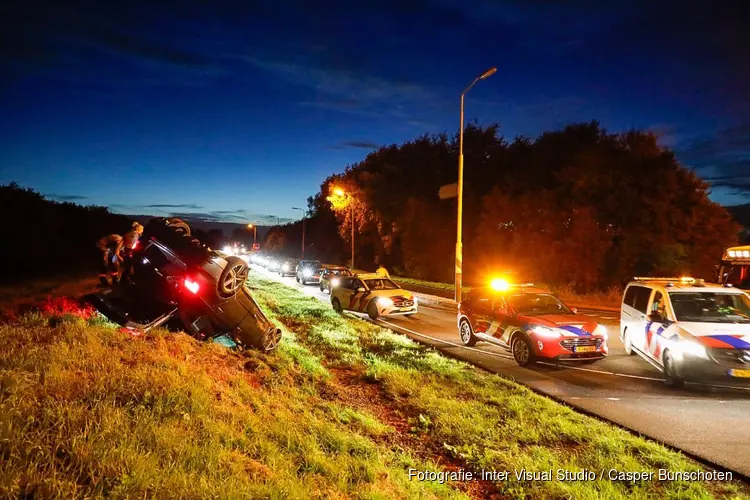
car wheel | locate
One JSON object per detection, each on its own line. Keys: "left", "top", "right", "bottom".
{"left": 332, "top": 297, "right": 343, "bottom": 313}
{"left": 623, "top": 328, "right": 634, "bottom": 355}
{"left": 296, "top": 276, "right": 300, "bottom": 283}
{"left": 458, "top": 319, "right": 478, "bottom": 346}
{"left": 218, "top": 256, "right": 249, "bottom": 297}
{"left": 662, "top": 350, "right": 684, "bottom": 388}
{"left": 261, "top": 328, "right": 283, "bottom": 352}
{"left": 511, "top": 334, "right": 535, "bottom": 366}
{"left": 166, "top": 218, "right": 191, "bottom": 236}
{"left": 367, "top": 301, "right": 380, "bottom": 320}
{"left": 320, "top": 284, "right": 324, "bottom": 292}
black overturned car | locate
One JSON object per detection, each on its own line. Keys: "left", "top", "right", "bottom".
{"left": 86, "top": 217, "right": 282, "bottom": 352}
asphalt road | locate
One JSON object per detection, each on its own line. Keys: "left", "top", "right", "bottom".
{"left": 252, "top": 266, "right": 750, "bottom": 477}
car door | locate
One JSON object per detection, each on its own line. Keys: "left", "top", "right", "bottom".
{"left": 346, "top": 279, "right": 368, "bottom": 311}
{"left": 132, "top": 242, "right": 185, "bottom": 303}
{"left": 487, "top": 297, "right": 514, "bottom": 347}
{"left": 622, "top": 285, "right": 652, "bottom": 354}
{"left": 471, "top": 293, "right": 494, "bottom": 334}
{"left": 644, "top": 290, "right": 670, "bottom": 364}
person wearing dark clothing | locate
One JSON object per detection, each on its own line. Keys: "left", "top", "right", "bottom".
{"left": 117, "top": 222, "right": 144, "bottom": 283}
{"left": 97, "top": 234, "right": 123, "bottom": 286}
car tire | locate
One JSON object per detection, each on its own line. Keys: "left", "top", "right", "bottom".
{"left": 662, "top": 350, "right": 684, "bottom": 388}
{"left": 217, "top": 256, "right": 249, "bottom": 298}
{"left": 296, "top": 276, "right": 300, "bottom": 283}
{"left": 623, "top": 328, "right": 634, "bottom": 355}
{"left": 166, "top": 218, "right": 191, "bottom": 236}
{"left": 320, "top": 284, "right": 324, "bottom": 292}
{"left": 511, "top": 333, "right": 535, "bottom": 366}
{"left": 458, "top": 319, "right": 477, "bottom": 346}
{"left": 332, "top": 297, "right": 343, "bottom": 313}
{"left": 367, "top": 301, "right": 379, "bottom": 320}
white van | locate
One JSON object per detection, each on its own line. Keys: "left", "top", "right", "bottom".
{"left": 620, "top": 277, "right": 750, "bottom": 387}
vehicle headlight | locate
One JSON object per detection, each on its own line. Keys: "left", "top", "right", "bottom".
{"left": 675, "top": 339, "right": 708, "bottom": 359}
{"left": 377, "top": 297, "right": 394, "bottom": 307}
{"left": 303, "top": 269, "right": 312, "bottom": 277}
{"left": 532, "top": 325, "right": 563, "bottom": 339}
{"left": 223, "top": 246, "right": 232, "bottom": 254}
{"left": 331, "top": 278, "right": 340, "bottom": 287}
{"left": 282, "top": 264, "right": 289, "bottom": 271}
{"left": 594, "top": 325, "right": 608, "bottom": 340}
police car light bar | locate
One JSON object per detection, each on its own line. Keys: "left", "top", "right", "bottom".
{"left": 633, "top": 277, "right": 704, "bottom": 285}
{"left": 726, "top": 249, "right": 750, "bottom": 259}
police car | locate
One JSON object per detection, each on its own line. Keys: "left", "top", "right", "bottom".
{"left": 620, "top": 277, "right": 750, "bottom": 387}
{"left": 457, "top": 279, "right": 608, "bottom": 366}
{"left": 330, "top": 273, "right": 417, "bottom": 319}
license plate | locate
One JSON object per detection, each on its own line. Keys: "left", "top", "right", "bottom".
{"left": 729, "top": 369, "right": 750, "bottom": 378}
{"left": 574, "top": 346, "right": 597, "bottom": 353}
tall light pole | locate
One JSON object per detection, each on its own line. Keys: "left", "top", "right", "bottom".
{"left": 456, "top": 67, "right": 497, "bottom": 304}
{"left": 247, "top": 223, "right": 257, "bottom": 244}
{"left": 292, "top": 207, "right": 307, "bottom": 259}
{"left": 334, "top": 188, "right": 354, "bottom": 269}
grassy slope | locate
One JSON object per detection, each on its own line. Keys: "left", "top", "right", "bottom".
{"left": 0, "top": 279, "right": 746, "bottom": 498}
{"left": 391, "top": 276, "right": 622, "bottom": 308}
{"left": 246, "top": 274, "right": 747, "bottom": 499}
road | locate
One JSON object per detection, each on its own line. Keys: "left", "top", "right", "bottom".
{"left": 252, "top": 266, "right": 750, "bottom": 477}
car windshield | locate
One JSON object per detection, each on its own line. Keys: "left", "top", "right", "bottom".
{"left": 329, "top": 268, "right": 351, "bottom": 276}
{"left": 302, "top": 261, "right": 321, "bottom": 268}
{"left": 669, "top": 292, "right": 750, "bottom": 323}
{"left": 364, "top": 278, "right": 399, "bottom": 290}
{"left": 507, "top": 293, "right": 572, "bottom": 316}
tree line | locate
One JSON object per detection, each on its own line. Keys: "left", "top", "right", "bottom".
{"left": 265, "top": 122, "right": 740, "bottom": 292}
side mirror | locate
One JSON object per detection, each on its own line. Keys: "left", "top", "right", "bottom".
{"left": 356, "top": 287, "right": 366, "bottom": 293}
{"left": 570, "top": 307, "right": 578, "bottom": 314}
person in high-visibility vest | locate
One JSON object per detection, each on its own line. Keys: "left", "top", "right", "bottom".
{"left": 117, "top": 222, "right": 144, "bottom": 283}
{"left": 97, "top": 233, "right": 123, "bottom": 286}
{"left": 375, "top": 262, "right": 390, "bottom": 279}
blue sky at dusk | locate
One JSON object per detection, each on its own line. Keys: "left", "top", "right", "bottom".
{"left": 1, "top": 0, "right": 749, "bottom": 224}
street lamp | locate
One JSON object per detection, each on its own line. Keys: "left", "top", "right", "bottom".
{"left": 247, "top": 223, "right": 257, "bottom": 244}
{"left": 456, "top": 67, "right": 496, "bottom": 304}
{"left": 332, "top": 188, "right": 354, "bottom": 269}
{"left": 292, "top": 207, "right": 307, "bottom": 259}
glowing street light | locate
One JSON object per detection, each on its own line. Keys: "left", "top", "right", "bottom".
{"left": 247, "top": 223, "right": 257, "bottom": 244}
{"left": 455, "top": 67, "right": 497, "bottom": 303}
{"left": 330, "top": 188, "right": 355, "bottom": 269}
{"left": 292, "top": 207, "right": 307, "bottom": 259}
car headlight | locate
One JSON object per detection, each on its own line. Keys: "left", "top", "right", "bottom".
{"left": 532, "top": 325, "right": 563, "bottom": 339}
{"left": 282, "top": 264, "right": 289, "bottom": 271}
{"left": 223, "top": 246, "right": 232, "bottom": 254}
{"left": 303, "top": 270, "right": 312, "bottom": 277}
{"left": 675, "top": 339, "right": 708, "bottom": 359}
{"left": 594, "top": 325, "right": 608, "bottom": 340}
{"left": 331, "top": 278, "right": 340, "bottom": 287}
{"left": 377, "top": 297, "right": 394, "bottom": 307}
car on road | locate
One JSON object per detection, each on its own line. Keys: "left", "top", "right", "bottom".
{"left": 86, "top": 217, "right": 282, "bottom": 352}
{"left": 319, "top": 265, "right": 353, "bottom": 294}
{"left": 330, "top": 273, "right": 418, "bottom": 319}
{"left": 296, "top": 260, "right": 323, "bottom": 285}
{"left": 718, "top": 245, "right": 750, "bottom": 291}
{"left": 457, "top": 280, "right": 608, "bottom": 366}
{"left": 278, "top": 258, "right": 300, "bottom": 277}
{"left": 620, "top": 277, "right": 750, "bottom": 387}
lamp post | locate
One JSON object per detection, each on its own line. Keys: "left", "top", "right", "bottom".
{"left": 292, "top": 207, "right": 307, "bottom": 259}
{"left": 247, "top": 224, "right": 257, "bottom": 244}
{"left": 334, "top": 188, "right": 354, "bottom": 269}
{"left": 455, "top": 67, "right": 497, "bottom": 304}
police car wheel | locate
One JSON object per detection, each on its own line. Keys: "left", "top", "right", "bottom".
{"left": 623, "top": 328, "right": 634, "bottom": 355}
{"left": 662, "top": 350, "right": 684, "bottom": 388}
{"left": 459, "top": 319, "right": 477, "bottom": 346}
{"left": 512, "top": 334, "right": 535, "bottom": 366}
{"left": 367, "top": 302, "right": 379, "bottom": 320}
{"left": 332, "top": 297, "right": 343, "bottom": 313}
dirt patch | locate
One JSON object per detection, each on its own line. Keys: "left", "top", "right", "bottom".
{"left": 0, "top": 274, "right": 101, "bottom": 320}
{"left": 325, "top": 365, "right": 505, "bottom": 499}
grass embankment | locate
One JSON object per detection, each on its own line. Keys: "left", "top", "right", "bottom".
{"left": 0, "top": 268, "right": 99, "bottom": 319}
{"left": 392, "top": 276, "right": 622, "bottom": 308}
{"left": 247, "top": 274, "right": 748, "bottom": 499}
{"left": 0, "top": 300, "right": 467, "bottom": 498}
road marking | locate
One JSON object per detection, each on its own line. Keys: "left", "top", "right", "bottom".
{"left": 607, "top": 397, "right": 621, "bottom": 401}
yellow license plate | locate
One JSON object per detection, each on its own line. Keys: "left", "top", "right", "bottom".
{"left": 574, "top": 346, "right": 597, "bottom": 353}
{"left": 729, "top": 369, "right": 750, "bottom": 378}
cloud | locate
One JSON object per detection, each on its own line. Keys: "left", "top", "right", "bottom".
{"left": 676, "top": 122, "right": 750, "bottom": 196}
{"left": 46, "top": 194, "right": 89, "bottom": 202}
{"left": 144, "top": 203, "right": 203, "bottom": 209}
{"left": 327, "top": 141, "right": 379, "bottom": 151}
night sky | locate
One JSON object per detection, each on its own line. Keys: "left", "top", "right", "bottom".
{"left": 1, "top": 1, "right": 749, "bottom": 224}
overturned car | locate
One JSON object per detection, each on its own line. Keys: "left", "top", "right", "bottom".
{"left": 86, "top": 217, "right": 282, "bottom": 351}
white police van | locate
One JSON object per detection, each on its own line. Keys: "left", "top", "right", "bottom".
{"left": 620, "top": 277, "right": 750, "bottom": 387}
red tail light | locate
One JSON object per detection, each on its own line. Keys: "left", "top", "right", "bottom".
{"left": 184, "top": 278, "right": 200, "bottom": 294}
{"left": 133, "top": 240, "right": 139, "bottom": 249}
